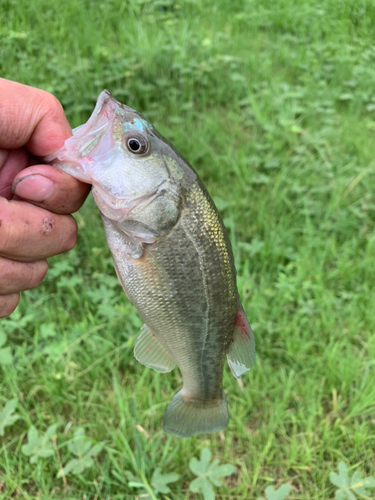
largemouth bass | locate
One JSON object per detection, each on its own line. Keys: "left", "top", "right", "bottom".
{"left": 46, "top": 91, "right": 256, "bottom": 437}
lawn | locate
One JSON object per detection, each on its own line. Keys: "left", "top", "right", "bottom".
{"left": 0, "top": 0, "right": 374, "bottom": 498}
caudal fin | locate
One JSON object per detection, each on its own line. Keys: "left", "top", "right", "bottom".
{"left": 162, "top": 390, "right": 229, "bottom": 438}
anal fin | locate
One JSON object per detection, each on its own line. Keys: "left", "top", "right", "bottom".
{"left": 134, "top": 324, "right": 175, "bottom": 373}
{"left": 226, "top": 305, "right": 256, "bottom": 378}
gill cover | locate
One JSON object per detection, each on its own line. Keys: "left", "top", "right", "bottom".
{"left": 45, "top": 90, "right": 186, "bottom": 244}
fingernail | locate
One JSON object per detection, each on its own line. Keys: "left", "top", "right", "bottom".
{"left": 13, "top": 175, "right": 54, "bottom": 202}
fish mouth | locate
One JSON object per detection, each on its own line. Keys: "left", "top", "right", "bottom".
{"left": 45, "top": 90, "right": 157, "bottom": 219}
{"left": 44, "top": 90, "right": 136, "bottom": 182}
{"left": 72, "top": 90, "right": 119, "bottom": 139}
{"left": 76, "top": 89, "right": 136, "bottom": 137}
{"left": 68, "top": 90, "right": 119, "bottom": 166}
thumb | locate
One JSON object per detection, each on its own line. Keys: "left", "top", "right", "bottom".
{"left": 12, "top": 164, "right": 91, "bottom": 215}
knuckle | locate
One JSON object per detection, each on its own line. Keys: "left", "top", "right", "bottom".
{"left": 0, "top": 293, "right": 20, "bottom": 318}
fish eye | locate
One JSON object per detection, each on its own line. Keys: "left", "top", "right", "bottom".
{"left": 124, "top": 134, "right": 149, "bottom": 155}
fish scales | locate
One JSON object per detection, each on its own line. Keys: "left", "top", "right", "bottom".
{"left": 105, "top": 179, "right": 238, "bottom": 400}
{"left": 45, "top": 90, "right": 256, "bottom": 437}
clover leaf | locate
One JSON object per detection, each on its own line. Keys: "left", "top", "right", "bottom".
{"left": 151, "top": 468, "right": 180, "bottom": 495}
{"left": 127, "top": 468, "right": 180, "bottom": 498}
{"left": 189, "top": 448, "right": 236, "bottom": 500}
{"left": 330, "top": 461, "right": 375, "bottom": 500}
{"left": 21, "top": 424, "right": 58, "bottom": 463}
{"left": 56, "top": 427, "right": 103, "bottom": 477}
{"left": 0, "top": 398, "right": 19, "bottom": 436}
{"left": 257, "top": 484, "right": 291, "bottom": 500}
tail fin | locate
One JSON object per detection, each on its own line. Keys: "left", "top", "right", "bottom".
{"left": 162, "top": 390, "right": 229, "bottom": 438}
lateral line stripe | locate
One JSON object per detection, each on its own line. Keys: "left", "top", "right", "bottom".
{"left": 183, "top": 225, "right": 209, "bottom": 399}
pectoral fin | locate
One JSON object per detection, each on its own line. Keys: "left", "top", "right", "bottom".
{"left": 226, "top": 306, "right": 256, "bottom": 378}
{"left": 134, "top": 324, "right": 176, "bottom": 373}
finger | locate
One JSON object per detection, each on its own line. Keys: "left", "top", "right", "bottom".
{"left": 0, "top": 257, "right": 48, "bottom": 294}
{"left": 0, "top": 78, "right": 72, "bottom": 156}
{"left": 12, "top": 164, "right": 90, "bottom": 214}
{"left": 0, "top": 198, "right": 77, "bottom": 261}
{"left": 0, "top": 148, "right": 30, "bottom": 199}
{"left": 0, "top": 293, "right": 20, "bottom": 318}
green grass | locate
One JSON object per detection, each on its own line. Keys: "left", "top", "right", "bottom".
{"left": 1, "top": 0, "right": 375, "bottom": 498}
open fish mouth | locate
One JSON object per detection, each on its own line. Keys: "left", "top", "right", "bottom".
{"left": 71, "top": 90, "right": 119, "bottom": 143}
{"left": 47, "top": 92, "right": 115, "bottom": 167}
{"left": 45, "top": 90, "right": 161, "bottom": 218}
{"left": 44, "top": 90, "right": 131, "bottom": 182}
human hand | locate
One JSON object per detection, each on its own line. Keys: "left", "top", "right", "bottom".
{"left": 0, "top": 78, "right": 90, "bottom": 318}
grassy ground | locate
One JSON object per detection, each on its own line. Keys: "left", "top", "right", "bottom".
{"left": 1, "top": 0, "right": 375, "bottom": 498}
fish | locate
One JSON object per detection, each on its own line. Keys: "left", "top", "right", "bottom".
{"left": 45, "top": 90, "right": 256, "bottom": 437}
